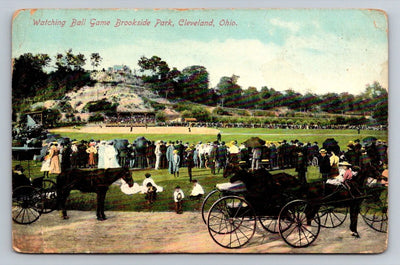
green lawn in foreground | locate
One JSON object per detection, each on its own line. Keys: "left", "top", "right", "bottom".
{"left": 13, "top": 159, "right": 321, "bottom": 213}
{"left": 51, "top": 128, "right": 387, "bottom": 150}
{"left": 14, "top": 127, "right": 387, "bottom": 214}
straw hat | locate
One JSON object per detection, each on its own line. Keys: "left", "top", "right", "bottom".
{"left": 339, "top": 161, "right": 352, "bottom": 167}
{"left": 319, "top": 149, "right": 327, "bottom": 154}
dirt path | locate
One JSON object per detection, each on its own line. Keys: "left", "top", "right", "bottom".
{"left": 12, "top": 210, "right": 387, "bottom": 254}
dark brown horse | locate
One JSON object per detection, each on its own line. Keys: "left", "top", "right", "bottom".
{"left": 57, "top": 167, "right": 134, "bottom": 220}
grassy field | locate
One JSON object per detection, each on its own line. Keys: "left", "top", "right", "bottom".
{"left": 51, "top": 128, "right": 388, "bottom": 150}
{"left": 14, "top": 127, "right": 387, "bottom": 214}
{"left": 14, "top": 159, "right": 321, "bottom": 213}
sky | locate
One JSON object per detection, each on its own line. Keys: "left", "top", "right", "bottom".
{"left": 12, "top": 8, "right": 388, "bottom": 95}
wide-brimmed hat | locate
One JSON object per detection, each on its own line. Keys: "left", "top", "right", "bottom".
{"left": 339, "top": 161, "right": 352, "bottom": 167}
{"left": 319, "top": 149, "right": 327, "bottom": 154}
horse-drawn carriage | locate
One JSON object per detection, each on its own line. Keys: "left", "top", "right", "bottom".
{"left": 12, "top": 164, "right": 134, "bottom": 224}
{"left": 202, "top": 163, "right": 388, "bottom": 248}
{"left": 12, "top": 175, "right": 57, "bottom": 224}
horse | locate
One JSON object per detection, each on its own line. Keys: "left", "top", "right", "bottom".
{"left": 56, "top": 167, "right": 134, "bottom": 221}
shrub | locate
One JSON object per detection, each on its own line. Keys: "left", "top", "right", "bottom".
{"left": 155, "top": 111, "right": 166, "bottom": 122}
{"left": 83, "top": 98, "right": 118, "bottom": 113}
{"left": 88, "top": 113, "right": 104, "bottom": 122}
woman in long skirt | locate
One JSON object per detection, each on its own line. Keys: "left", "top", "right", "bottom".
{"left": 49, "top": 142, "right": 61, "bottom": 174}
{"left": 86, "top": 142, "right": 97, "bottom": 168}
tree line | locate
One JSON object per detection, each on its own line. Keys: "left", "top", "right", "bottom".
{"left": 12, "top": 51, "right": 388, "bottom": 125}
{"left": 138, "top": 55, "right": 387, "bottom": 125}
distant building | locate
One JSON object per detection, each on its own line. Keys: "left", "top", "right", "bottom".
{"left": 107, "top": 65, "right": 131, "bottom": 75}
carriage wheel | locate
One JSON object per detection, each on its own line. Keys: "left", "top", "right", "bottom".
{"left": 360, "top": 188, "right": 388, "bottom": 233}
{"left": 278, "top": 200, "right": 320, "bottom": 248}
{"left": 207, "top": 196, "right": 256, "bottom": 249}
{"left": 258, "top": 206, "right": 290, "bottom": 234}
{"left": 259, "top": 216, "right": 280, "bottom": 233}
{"left": 12, "top": 186, "right": 42, "bottom": 225}
{"left": 318, "top": 205, "right": 348, "bottom": 228}
{"left": 39, "top": 179, "right": 57, "bottom": 214}
{"left": 201, "top": 189, "right": 221, "bottom": 224}
{"left": 259, "top": 193, "right": 301, "bottom": 233}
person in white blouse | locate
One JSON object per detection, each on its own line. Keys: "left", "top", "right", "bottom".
{"left": 189, "top": 179, "right": 204, "bottom": 200}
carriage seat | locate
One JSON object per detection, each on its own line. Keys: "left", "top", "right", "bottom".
{"left": 216, "top": 181, "right": 247, "bottom": 193}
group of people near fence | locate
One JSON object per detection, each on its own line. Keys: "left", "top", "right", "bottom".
{"left": 27, "top": 134, "right": 389, "bottom": 214}
{"left": 38, "top": 137, "right": 388, "bottom": 181}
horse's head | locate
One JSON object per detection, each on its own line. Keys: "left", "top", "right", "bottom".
{"left": 121, "top": 167, "right": 134, "bottom": 187}
{"left": 223, "top": 163, "right": 240, "bottom": 179}
{"left": 355, "top": 163, "right": 381, "bottom": 187}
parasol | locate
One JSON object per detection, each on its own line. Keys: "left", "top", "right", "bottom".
{"left": 322, "top": 138, "right": 340, "bottom": 154}
{"left": 362, "top": 136, "right": 377, "bottom": 147}
{"left": 244, "top": 137, "right": 266, "bottom": 148}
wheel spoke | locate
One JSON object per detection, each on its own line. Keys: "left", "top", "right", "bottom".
{"left": 300, "top": 227, "right": 311, "bottom": 245}
{"left": 14, "top": 207, "right": 24, "bottom": 220}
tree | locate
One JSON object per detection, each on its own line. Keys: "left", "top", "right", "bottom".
{"left": 240, "top": 87, "right": 260, "bottom": 109}
{"left": 363, "top": 82, "right": 388, "bottom": 125}
{"left": 260, "top": 86, "right": 275, "bottom": 100}
{"left": 90, "top": 53, "right": 103, "bottom": 71}
{"left": 337, "top": 92, "right": 355, "bottom": 113}
{"left": 179, "top": 65, "right": 209, "bottom": 103}
{"left": 138, "top": 56, "right": 175, "bottom": 98}
{"left": 320, "top": 93, "right": 341, "bottom": 113}
{"left": 281, "top": 89, "right": 303, "bottom": 111}
{"left": 12, "top": 53, "right": 50, "bottom": 99}
{"left": 216, "top": 75, "right": 242, "bottom": 108}
{"left": 300, "top": 93, "right": 321, "bottom": 112}
{"left": 262, "top": 90, "right": 284, "bottom": 110}
{"left": 55, "top": 49, "right": 86, "bottom": 72}
{"left": 180, "top": 106, "right": 211, "bottom": 122}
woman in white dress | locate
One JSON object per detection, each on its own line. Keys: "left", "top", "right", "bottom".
{"left": 104, "top": 141, "right": 120, "bottom": 169}
{"left": 97, "top": 141, "right": 106, "bottom": 169}
{"left": 120, "top": 178, "right": 142, "bottom": 195}
{"left": 40, "top": 145, "right": 51, "bottom": 178}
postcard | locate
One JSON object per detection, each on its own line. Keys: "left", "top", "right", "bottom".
{"left": 11, "top": 8, "right": 388, "bottom": 253}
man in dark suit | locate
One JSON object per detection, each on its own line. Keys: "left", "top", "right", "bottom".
{"left": 318, "top": 149, "right": 331, "bottom": 182}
